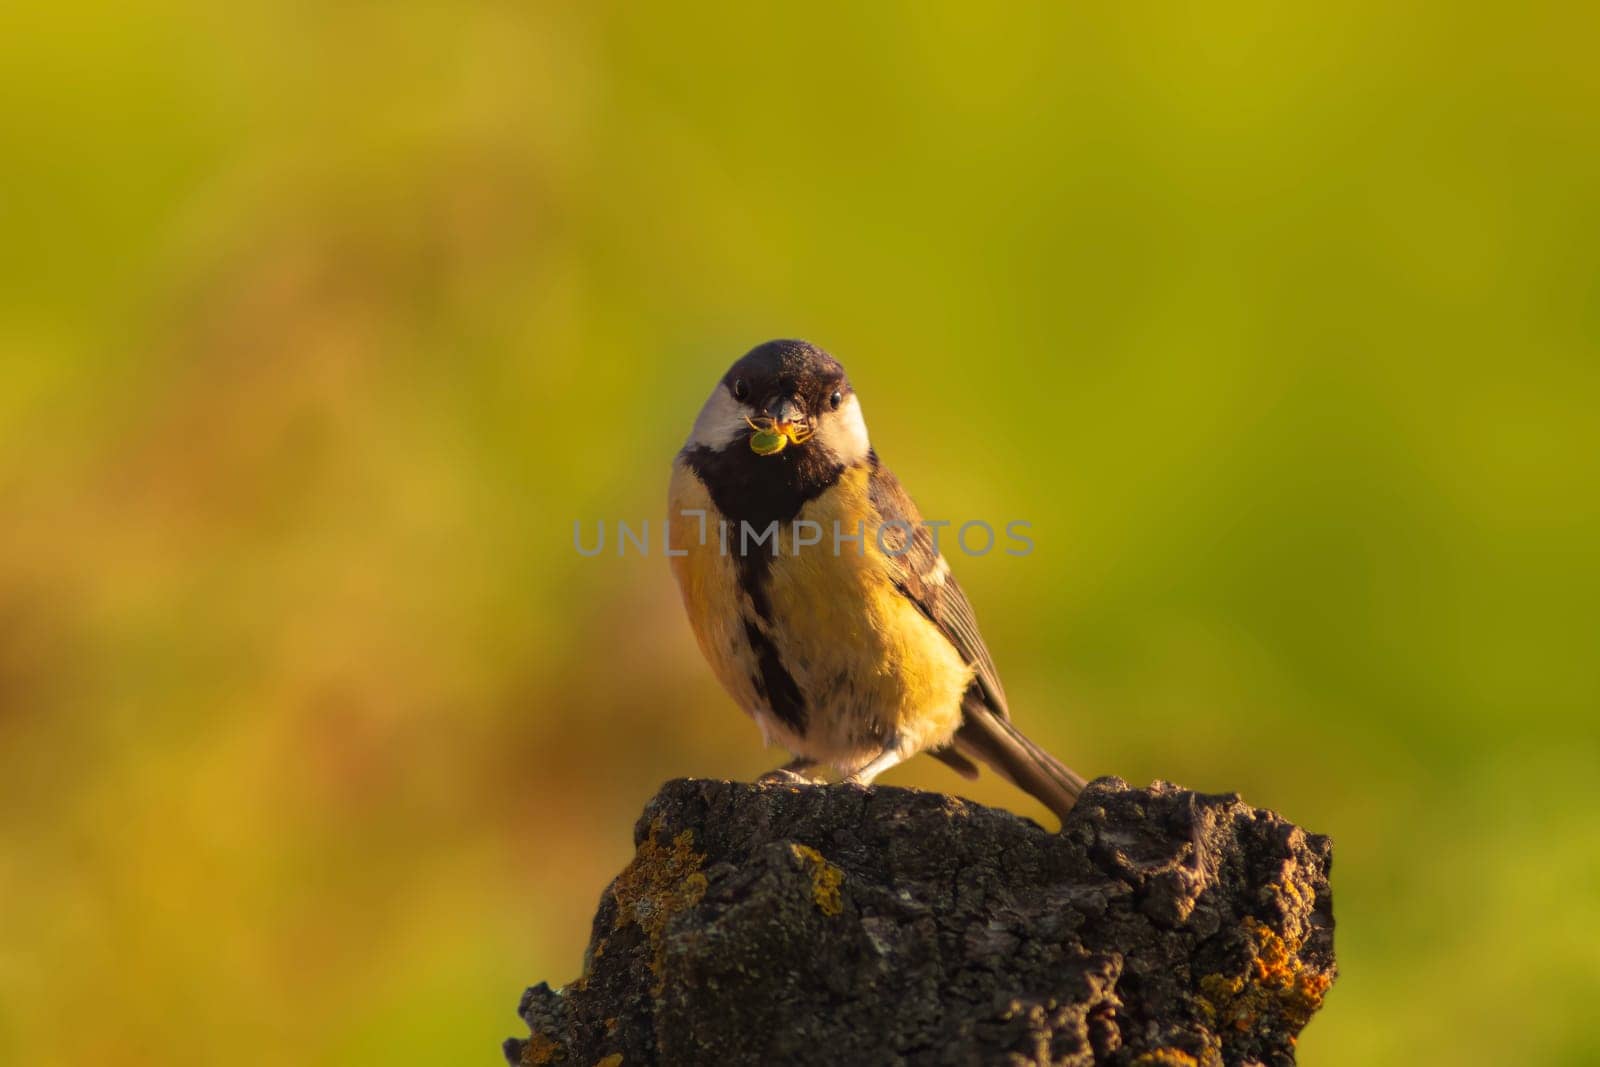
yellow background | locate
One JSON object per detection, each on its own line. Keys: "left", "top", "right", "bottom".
{"left": 2, "top": 4, "right": 1596, "bottom": 1064}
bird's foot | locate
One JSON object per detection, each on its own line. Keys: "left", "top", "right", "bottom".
{"left": 841, "top": 734, "right": 911, "bottom": 787}
{"left": 757, "top": 757, "right": 820, "bottom": 785}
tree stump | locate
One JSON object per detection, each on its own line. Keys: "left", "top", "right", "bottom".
{"left": 505, "top": 776, "right": 1335, "bottom": 1066}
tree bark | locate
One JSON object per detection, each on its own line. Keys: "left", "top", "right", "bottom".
{"left": 505, "top": 776, "right": 1335, "bottom": 1066}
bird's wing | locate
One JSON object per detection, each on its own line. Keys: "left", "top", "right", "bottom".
{"left": 866, "top": 454, "right": 1010, "bottom": 719}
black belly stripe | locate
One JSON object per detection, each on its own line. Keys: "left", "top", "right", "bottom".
{"left": 682, "top": 443, "right": 844, "bottom": 621}
{"left": 743, "top": 564, "right": 774, "bottom": 623}
{"left": 743, "top": 619, "right": 807, "bottom": 733}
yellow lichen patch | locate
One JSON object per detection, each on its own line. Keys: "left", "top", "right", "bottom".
{"left": 1262, "top": 875, "right": 1309, "bottom": 916}
{"left": 790, "top": 843, "right": 844, "bottom": 917}
{"left": 609, "top": 818, "right": 708, "bottom": 989}
{"left": 1196, "top": 919, "right": 1331, "bottom": 1038}
{"left": 520, "top": 1032, "right": 562, "bottom": 1065}
{"left": 1131, "top": 1049, "right": 1199, "bottom": 1067}
{"left": 593, "top": 1055, "right": 623, "bottom": 1067}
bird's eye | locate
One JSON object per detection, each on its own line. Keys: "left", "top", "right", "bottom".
{"left": 829, "top": 390, "right": 843, "bottom": 410}
{"left": 732, "top": 378, "right": 749, "bottom": 402}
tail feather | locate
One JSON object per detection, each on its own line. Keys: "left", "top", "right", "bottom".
{"left": 929, "top": 745, "right": 981, "bottom": 780}
{"left": 954, "top": 704, "right": 1086, "bottom": 824}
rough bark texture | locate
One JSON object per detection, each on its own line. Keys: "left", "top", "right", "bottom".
{"left": 505, "top": 777, "right": 1335, "bottom": 1067}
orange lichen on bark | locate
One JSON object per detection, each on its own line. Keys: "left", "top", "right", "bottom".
{"left": 789, "top": 843, "right": 844, "bottom": 916}
{"left": 519, "top": 1032, "right": 562, "bottom": 1065}
{"left": 1131, "top": 1049, "right": 1200, "bottom": 1067}
{"left": 609, "top": 818, "right": 708, "bottom": 989}
{"left": 1197, "top": 918, "right": 1331, "bottom": 1039}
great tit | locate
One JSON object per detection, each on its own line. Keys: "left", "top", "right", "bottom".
{"left": 668, "top": 339, "right": 1086, "bottom": 822}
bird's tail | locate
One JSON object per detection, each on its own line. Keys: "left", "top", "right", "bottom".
{"left": 954, "top": 703, "right": 1087, "bottom": 825}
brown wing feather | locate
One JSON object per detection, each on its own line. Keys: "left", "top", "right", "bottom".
{"left": 865, "top": 455, "right": 1010, "bottom": 719}
{"left": 868, "top": 454, "right": 1088, "bottom": 822}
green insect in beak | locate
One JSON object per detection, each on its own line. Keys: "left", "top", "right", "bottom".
{"left": 744, "top": 414, "right": 813, "bottom": 456}
{"left": 750, "top": 428, "right": 789, "bottom": 455}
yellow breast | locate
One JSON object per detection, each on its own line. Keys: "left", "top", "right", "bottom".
{"left": 667, "top": 459, "right": 972, "bottom": 767}
{"left": 765, "top": 465, "right": 971, "bottom": 760}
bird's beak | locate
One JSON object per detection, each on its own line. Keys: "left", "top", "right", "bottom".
{"left": 766, "top": 396, "right": 805, "bottom": 434}
{"left": 747, "top": 395, "right": 812, "bottom": 456}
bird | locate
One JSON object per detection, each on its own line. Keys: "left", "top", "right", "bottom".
{"left": 667, "top": 339, "right": 1088, "bottom": 823}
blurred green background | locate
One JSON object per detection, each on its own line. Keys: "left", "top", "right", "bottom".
{"left": 2, "top": 3, "right": 1597, "bottom": 1064}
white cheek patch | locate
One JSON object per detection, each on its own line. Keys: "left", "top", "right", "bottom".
{"left": 814, "top": 392, "right": 871, "bottom": 466}
{"left": 686, "top": 385, "right": 749, "bottom": 450}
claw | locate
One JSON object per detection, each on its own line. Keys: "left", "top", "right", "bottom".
{"left": 842, "top": 735, "right": 911, "bottom": 787}
{"left": 758, "top": 757, "right": 820, "bottom": 785}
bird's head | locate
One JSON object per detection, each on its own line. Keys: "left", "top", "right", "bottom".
{"left": 685, "top": 340, "right": 870, "bottom": 467}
